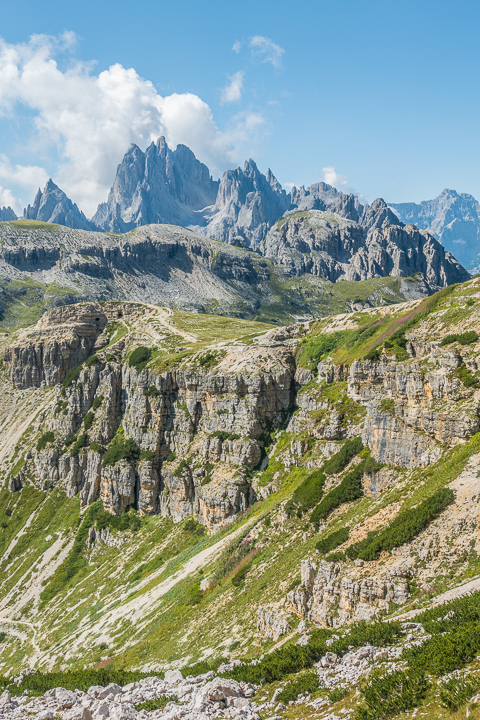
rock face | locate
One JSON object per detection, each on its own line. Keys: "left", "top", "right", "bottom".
{"left": 291, "top": 182, "right": 364, "bottom": 222}
{"left": 0, "top": 221, "right": 271, "bottom": 316}
{"left": 192, "top": 160, "right": 289, "bottom": 249}
{"left": 24, "top": 179, "right": 96, "bottom": 231}
{"left": 92, "top": 138, "right": 219, "bottom": 232}
{"left": 287, "top": 559, "right": 410, "bottom": 627}
{"left": 4, "top": 303, "right": 295, "bottom": 529}
{"left": 0, "top": 206, "right": 17, "bottom": 221}
{"left": 261, "top": 203, "right": 470, "bottom": 291}
{"left": 390, "top": 189, "right": 480, "bottom": 271}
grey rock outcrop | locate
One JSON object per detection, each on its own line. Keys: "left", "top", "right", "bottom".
{"left": 390, "top": 189, "right": 480, "bottom": 271}
{"left": 193, "top": 160, "right": 289, "bottom": 249}
{"left": 261, "top": 206, "right": 470, "bottom": 290}
{"left": 24, "top": 179, "right": 97, "bottom": 231}
{"left": 93, "top": 138, "right": 219, "bottom": 232}
{"left": 288, "top": 560, "right": 410, "bottom": 628}
{"left": 0, "top": 206, "right": 17, "bottom": 221}
{"left": 290, "top": 182, "right": 364, "bottom": 222}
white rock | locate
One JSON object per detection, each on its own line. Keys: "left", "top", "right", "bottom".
{"left": 164, "top": 670, "right": 184, "bottom": 686}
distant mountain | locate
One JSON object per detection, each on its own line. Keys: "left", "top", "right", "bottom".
{"left": 191, "top": 159, "right": 289, "bottom": 249}
{"left": 24, "top": 179, "right": 96, "bottom": 231}
{"left": 0, "top": 207, "right": 17, "bottom": 221}
{"left": 262, "top": 200, "right": 468, "bottom": 291}
{"left": 92, "top": 137, "right": 219, "bottom": 232}
{"left": 390, "top": 189, "right": 480, "bottom": 271}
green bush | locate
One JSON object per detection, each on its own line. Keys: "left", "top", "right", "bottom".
{"left": 439, "top": 675, "right": 480, "bottom": 711}
{"left": 129, "top": 346, "right": 152, "bottom": 369}
{"left": 84, "top": 354, "right": 100, "bottom": 367}
{"left": 326, "top": 550, "right": 346, "bottom": 562}
{"left": 316, "top": 527, "right": 349, "bottom": 554}
{"left": 89, "top": 441, "right": 102, "bottom": 453}
{"left": 198, "top": 351, "right": 218, "bottom": 368}
{"left": 277, "top": 670, "right": 319, "bottom": 703}
{"left": 323, "top": 437, "right": 363, "bottom": 475}
{"left": 3, "top": 668, "right": 151, "bottom": 697}
{"left": 92, "top": 395, "right": 104, "bottom": 411}
{"left": 165, "top": 452, "right": 176, "bottom": 463}
{"left": 0, "top": 632, "right": 5, "bottom": 643}
{"left": 346, "top": 488, "right": 454, "bottom": 561}
{"left": 184, "top": 518, "right": 205, "bottom": 535}
{"left": 379, "top": 398, "right": 395, "bottom": 414}
{"left": 231, "top": 561, "right": 252, "bottom": 587}
{"left": 4, "top": 508, "right": 12, "bottom": 517}
{"left": 37, "top": 431, "right": 55, "bottom": 452}
{"left": 441, "top": 331, "right": 478, "bottom": 346}
{"left": 102, "top": 437, "right": 142, "bottom": 466}
{"left": 285, "top": 469, "right": 325, "bottom": 516}
{"left": 329, "top": 687, "right": 349, "bottom": 703}
{"left": 404, "top": 623, "right": 480, "bottom": 676}
{"left": 174, "top": 459, "right": 188, "bottom": 477}
{"left": 135, "top": 696, "right": 178, "bottom": 711}
{"left": 62, "top": 365, "right": 81, "bottom": 388}
{"left": 71, "top": 433, "right": 88, "bottom": 456}
{"left": 211, "top": 430, "right": 232, "bottom": 441}
{"left": 143, "top": 385, "right": 161, "bottom": 398}
{"left": 310, "top": 461, "right": 365, "bottom": 526}
{"left": 187, "top": 582, "right": 203, "bottom": 605}
{"left": 83, "top": 411, "right": 95, "bottom": 430}
{"left": 356, "top": 670, "right": 430, "bottom": 720}
{"left": 456, "top": 364, "right": 480, "bottom": 388}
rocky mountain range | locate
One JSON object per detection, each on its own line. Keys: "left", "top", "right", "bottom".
{"left": 8, "top": 138, "right": 479, "bottom": 270}
{"left": 0, "top": 208, "right": 469, "bottom": 332}
{"left": 390, "top": 188, "right": 480, "bottom": 271}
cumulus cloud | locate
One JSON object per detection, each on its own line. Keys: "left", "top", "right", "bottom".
{"left": 249, "top": 36, "right": 285, "bottom": 68}
{"left": 232, "top": 40, "right": 242, "bottom": 53}
{"left": 220, "top": 71, "right": 244, "bottom": 104}
{"left": 0, "top": 186, "right": 21, "bottom": 212}
{"left": 322, "top": 166, "right": 353, "bottom": 193}
{"left": 0, "top": 33, "right": 249, "bottom": 216}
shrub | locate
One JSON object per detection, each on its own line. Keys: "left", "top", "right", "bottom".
{"left": 277, "top": 670, "right": 319, "bottom": 703}
{"left": 316, "top": 527, "right": 349, "bottom": 554}
{"left": 187, "top": 582, "right": 203, "bottom": 605}
{"left": 198, "top": 351, "right": 218, "bottom": 368}
{"left": 356, "top": 670, "right": 430, "bottom": 720}
{"left": 165, "top": 452, "right": 176, "bottom": 463}
{"left": 143, "top": 385, "right": 161, "bottom": 398}
{"left": 211, "top": 430, "right": 230, "bottom": 441}
{"left": 326, "top": 551, "right": 346, "bottom": 562}
{"left": 441, "top": 331, "right": 478, "bottom": 346}
{"left": 231, "top": 560, "right": 253, "bottom": 586}
{"left": 61, "top": 365, "right": 81, "bottom": 388}
{"left": 83, "top": 411, "right": 95, "bottom": 430}
{"left": 323, "top": 437, "right": 363, "bottom": 475}
{"left": 329, "top": 686, "right": 349, "bottom": 703}
{"left": 0, "top": 521, "right": 7, "bottom": 529}
{"left": 64, "top": 433, "right": 77, "bottom": 447}
{"left": 139, "top": 449, "right": 154, "bottom": 462}
{"left": 310, "top": 461, "right": 365, "bottom": 526}
{"left": 0, "top": 632, "right": 5, "bottom": 643}
{"left": 71, "top": 433, "right": 88, "bottom": 456}
{"left": 5, "top": 508, "right": 12, "bottom": 517}
{"left": 102, "top": 437, "right": 141, "bottom": 466}
{"left": 128, "top": 346, "right": 152, "bottom": 369}
{"left": 456, "top": 364, "right": 480, "bottom": 388}
{"left": 4, "top": 668, "right": 151, "bottom": 697}
{"left": 174, "top": 459, "right": 188, "bottom": 477}
{"left": 37, "top": 431, "right": 55, "bottom": 452}
{"left": 184, "top": 518, "right": 205, "bottom": 535}
{"left": 466, "top": 298, "right": 475, "bottom": 307}
{"left": 379, "top": 398, "right": 395, "bottom": 414}
{"left": 92, "top": 395, "right": 104, "bottom": 411}
{"left": 346, "top": 488, "right": 454, "bottom": 561}
{"left": 84, "top": 354, "right": 100, "bottom": 367}
{"left": 439, "top": 675, "right": 480, "bottom": 710}
{"left": 135, "top": 696, "right": 178, "bottom": 711}
{"left": 285, "top": 469, "right": 326, "bottom": 516}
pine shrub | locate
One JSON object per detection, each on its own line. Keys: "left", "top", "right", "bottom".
{"left": 323, "top": 437, "right": 363, "bottom": 475}
{"left": 316, "top": 527, "right": 349, "bottom": 554}
{"left": 37, "top": 431, "right": 55, "bottom": 452}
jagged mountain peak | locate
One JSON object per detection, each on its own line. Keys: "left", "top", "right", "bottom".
{"left": 0, "top": 206, "right": 17, "bottom": 221}
{"left": 23, "top": 179, "right": 96, "bottom": 231}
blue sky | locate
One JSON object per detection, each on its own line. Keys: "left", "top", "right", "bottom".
{"left": 0, "top": 0, "right": 479, "bottom": 216}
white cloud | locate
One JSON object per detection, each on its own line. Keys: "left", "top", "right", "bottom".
{"left": 220, "top": 71, "right": 244, "bottom": 104}
{"left": 232, "top": 40, "right": 242, "bottom": 53}
{"left": 0, "top": 185, "right": 21, "bottom": 212}
{"left": 249, "top": 36, "right": 285, "bottom": 68}
{"left": 322, "top": 166, "right": 353, "bottom": 193}
{"left": 0, "top": 33, "right": 248, "bottom": 216}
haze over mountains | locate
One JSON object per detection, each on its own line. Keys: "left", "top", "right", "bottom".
{"left": 2, "top": 137, "right": 479, "bottom": 270}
